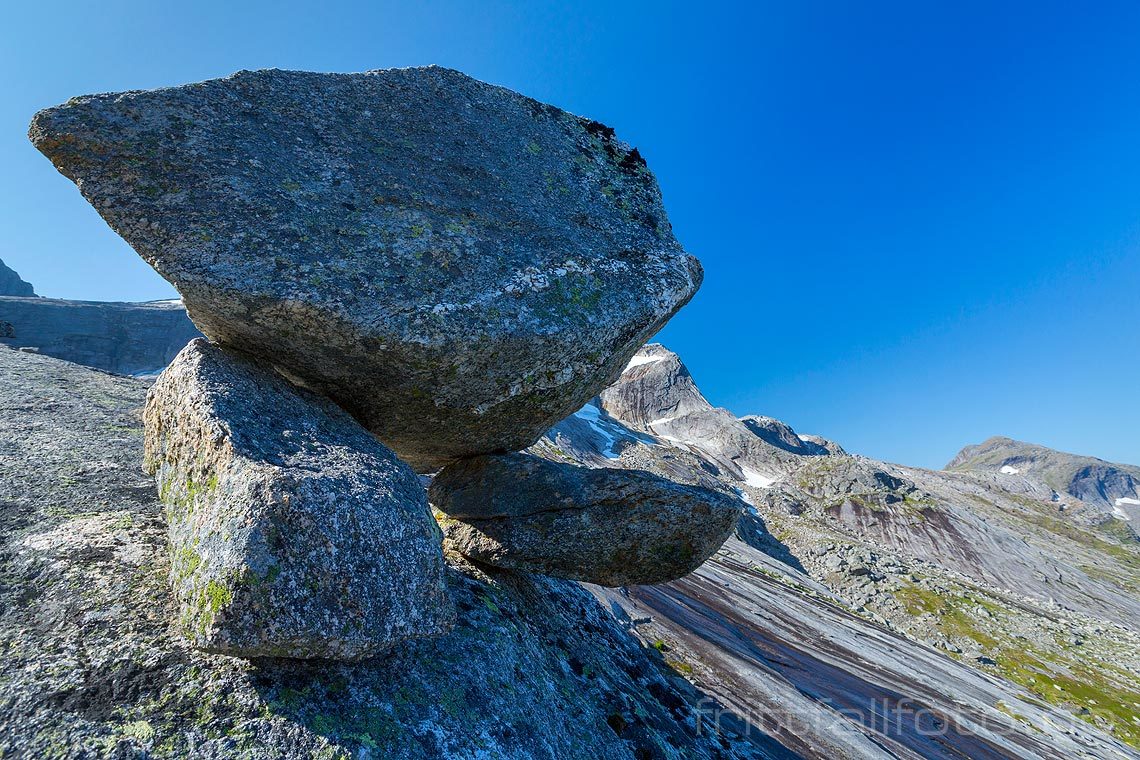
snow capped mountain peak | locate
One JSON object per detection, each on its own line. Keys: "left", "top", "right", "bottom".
{"left": 949, "top": 436, "right": 1140, "bottom": 523}
{"left": 600, "top": 343, "right": 712, "bottom": 429}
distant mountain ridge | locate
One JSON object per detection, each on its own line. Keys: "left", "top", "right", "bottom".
{"left": 0, "top": 257, "right": 35, "bottom": 297}
{"left": 0, "top": 258, "right": 202, "bottom": 375}
{"left": 534, "top": 343, "right": 1140, "bottom": 754}
{"left": 0, "top": 296, "right": 201, "bottom": 376}
{"left": 948, "top": 435, "right": 1140, "bottom": 524}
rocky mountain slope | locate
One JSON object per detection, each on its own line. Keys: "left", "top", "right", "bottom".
{"left": 3, "top": 338, "right": 1139, "bottom": 758}
{"left": 0, "top": 295, "right": 202, "bottom": 376}
{"left": 536, "top": 344, "right": 1140, "bottom": 756}
{"left": 0, "top": 257, "right": 35, "bottom": 296}
{"left": 948, "top": 436, "right": 1140, "bottom": 527}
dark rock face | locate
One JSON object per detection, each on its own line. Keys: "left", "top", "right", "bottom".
{"left": 430, "top": 453, "right": 741, "bottom": 586}
{"left": 144, "top": 339, "right": 454, "bottom": 659}
{"left": 1069, "top": 463, "right": 1140, "bottom": 508}
{"left": 739, "top": 415, "right": 827, "bottom": 456}
{"left": 0, "top": 257, "right": 34, "bottom": 296}
{"left": 0, "top": 346, "right": 734, "bottom": 758}
{"left": 0, "top": 296, "right": 201, "bottom": 375}
{"left": 796, "top": 433, "right": 845, "bottom": 456}
{"left": 30, "top": 66, "right": 702, "bottom": 471}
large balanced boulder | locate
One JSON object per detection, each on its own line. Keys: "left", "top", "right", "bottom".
{"left": 30, "top": 66, "right": 703, "bottom": 471}
{"left": 144, "top": 338, "right": 454, "bottom": 659}
{"left": 430, "top": 453, "right": 741, "bottom": 586}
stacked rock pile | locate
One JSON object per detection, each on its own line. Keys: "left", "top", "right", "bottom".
{"left": 29, "top": 66, "right": 740, "bottom": 659}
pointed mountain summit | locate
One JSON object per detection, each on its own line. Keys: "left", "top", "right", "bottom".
{"left": 598, "top": 344, "right": 826, "bottom": 487}
{"left": 598, "top": 343, "right": 712, "bottom": 428}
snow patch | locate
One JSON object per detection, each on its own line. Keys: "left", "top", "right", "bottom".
{"left": 625, "top": 354, "right": 664, "bottom": 371}
{"left": 573, "top": 403, "right": 621, "bottom": 459}
{"left": 1113, "top": 497, "right": 1139, "bottom": 521}
{"left": 740, "top": 467, "right": 776, "bottom": 488}
{"left": 657, "top": 433, "right": 697, "bottom": 446}
{"left": 999, "top": 465, "right": 1020, "bottom": 475}
{"left": 647, "top": 416, "right": 678, "bottom": 426}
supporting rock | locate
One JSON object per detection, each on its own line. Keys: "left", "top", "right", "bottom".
{"left": 430, "top": 453, "right": 741, "bottom": 586}
{"left": 144, "top": 339, "right": 454, "bottom": 659}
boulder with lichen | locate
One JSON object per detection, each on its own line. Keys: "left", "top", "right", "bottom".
{"left": 30, "top": 66, "right": 702, "bottom": 471}
{"left": 430, "top": 452, "right": 741, "bottom": 586}
{"left": 144, "top": 339, "right": 454, "bottom": 659}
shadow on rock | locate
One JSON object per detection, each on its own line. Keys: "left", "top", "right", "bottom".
{"left": 735, "top": 510, "right": 806, "bottom": 574}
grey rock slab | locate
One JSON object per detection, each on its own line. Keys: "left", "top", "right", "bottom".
{"left": 144, "top": 338, "right": 454, "bottom": 659}
{"left": 430, "top": 452, "right": 741, "bottom": 586}
{"left": 30, "top": 66, "right": 702, "bottom": 471}
{"left": 597, "top": 534, "right": 1140, "bottom": 760}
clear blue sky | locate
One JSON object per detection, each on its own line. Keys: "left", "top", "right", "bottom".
{"left": 2, "top": 1, "right": 1138, "bottom": 469}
